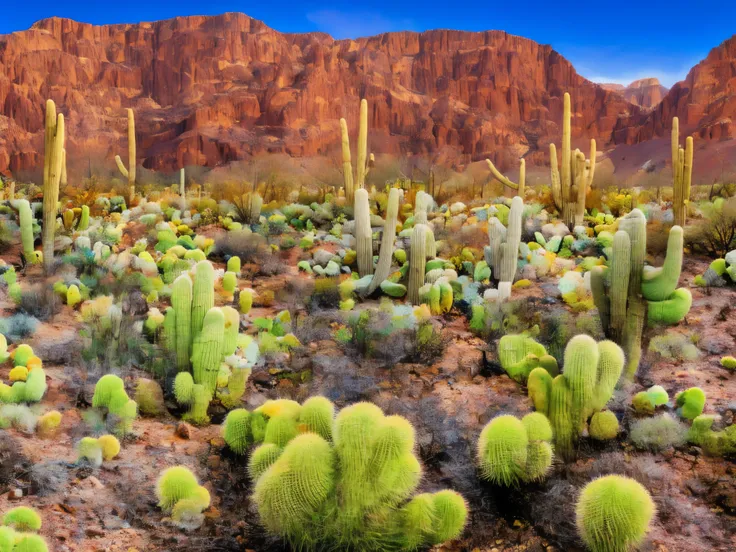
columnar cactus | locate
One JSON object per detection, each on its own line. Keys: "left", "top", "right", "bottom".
{"left": 527, "top": 335, "right": 624, "bottom": 458}
{"left": 498, "top": 334, "right": 558, "bottom": 383}
{"left": 485, "top": 157, "right": 525, "bottom": 197}
{"left": 354, "top": 188, "right": 373, "bottom": 277}
{"left": 191, "top": 261, "right": 215, "bottom": 339}
{"left": 414, "top": 191, "right": 432, "bottom": 225}
{"left": 549, "top": 92, "right": 596, "bottom": 229}
{"left": 671, "top": 117, "right": 694, "bottom": 227}
{"left": 485, "top": 196, "right": 523, "bottom": 284}
{"left": 191, "top": 307, "right": 225, "bottom": 393}
{"left": 591, "top": 211, "right": 690, "bottom": 376}
{"left": 408, "top": 224, "right": 431, "bottom": 304}
{"left": 251, "top": 399, "right": 468, "bottom": 551}
{"left": 339, "top": 99, "right": 373, "bottom": 202}
{"left": 171, "top": 274, "right": 193, "bottom": 371}
{"left": 42, "top": 99, "right": 65, "bottom": 272}
{"left": 366, "top": 188, "right": 401, "bottom": 294}
{"left": 477, "top": 413, "right": 554, "bottom": 486}
{"left": 114, "top": 108, "right": 136, "bottom": 204}
{"left": 576, "top": 475, "right": 655, "bottom": 552}
{"left": 15, "top": 199, "right": 36, "bottom": 263}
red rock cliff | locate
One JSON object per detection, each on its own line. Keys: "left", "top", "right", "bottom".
{"left": 0, "top": 13, "right": 643, "bottom": 177}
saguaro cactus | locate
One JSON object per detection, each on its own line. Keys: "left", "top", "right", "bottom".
{"left": 191, "top": 260, "right": 215, "bottom": 339}
{"left": 671, "top": 117, "right": 694, "bottom": 227}
{"left": 15, "top": 199, "right": 36, "bottom": 262}
{"left": 115, "top": 108, "right": 136, "bottom": 205}
{"left": 486, "top": 158, "right": 525, "bottom": 198}
{"left": 179, "top": 168, "right": 186, "bottom": 208}
{"left": 549, "top": 92, "right": 596, "bottom": 229}
{"left": 408, "top": 223, "right": 431, "bottom": 304}
{"left": 42, "top": 99, "right": 65, "bottom": 272}
{"left": 366, "top": 188, "right": 401, "bottom": 294}
{"left": 192, "top": 307, "right": 225, "bottom": 393}
{"left": 591, "top": 210, "right": 690, "bottom": 377}
{"left": 171, "top": 273, "right": 193, "bottom": 371}
{"left": 485, "top": 196, "right": 523, "bottom": 284}
{"left": 339, "top": 99, "right": 373, "bottom": 202}
{"left": 354, "top": 188, "right": 373, "bottom": 277}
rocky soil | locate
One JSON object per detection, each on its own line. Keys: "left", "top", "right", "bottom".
{"left": 1, "top": 249, "right": 734, "bottom": 552}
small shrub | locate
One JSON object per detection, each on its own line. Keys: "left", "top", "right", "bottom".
{"left": 629, "top": 414, "right": 688, "bottom": 451}
{"left": 648, "top": 332, "right": 699, "bottom": 361}
{"left": 17, "top": 285, "right": 61, "bottom": 322}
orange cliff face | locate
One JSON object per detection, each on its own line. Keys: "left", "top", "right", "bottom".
{"left": 0, "top": 13, "right": 639, "bottom": 177}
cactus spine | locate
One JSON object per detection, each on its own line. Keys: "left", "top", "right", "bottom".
{"left": 339, "top": 99, "right": 373, "bottom": 202}
{"left": 671, "top": 117, "right": 694, "bottom": 227}
{"left": 354, "top": 188, "right": 373, "bottom": 277}
{"left": 549, "top": 92, "right": 596, "bottom": 229}
{"left": 366, "top": 188, "right": 401, "bottom": 294}
{"left": 42, "top": 99, "right": 65, "bottom": 272}
{"left": 408, "top": 224, "right": 430, "bottom": 304}
{"left": 114, "top": 108, "right": 136, "bottom": 204}
{"left": 485, "top": 158, "right": 525, "bottom": 197}
{"left": 485, "top": 196, "right": 523, "bottom": 284}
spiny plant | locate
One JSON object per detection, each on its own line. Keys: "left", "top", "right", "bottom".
{"left": 155, "top": 466, "right": 210, "bottom": 526}
{"left": 576, "top": 475, "right": 655, "bottom": 552}
{"left": 589, "top": 410, "right": 620, "bottom": 441}
{"left": 497, "top": 334, "right": 558, "bottom": 383}
{"left": 591, "top": 212, "right": 690, "bottom": 377}
{"left": 250, "top": 398, "right": 468, "bottom": 551}
{"left": 221, "top": 408, "right": 267, "bottom": 455}
{"left": 2, "top": 506, "right": 41, "bottom": 531}
{"left": 77, "top": 436, "right": 104, "bottom": 467}
{"left": 90, "top": 374, "right": 137, "bottom": 437}
{"left": 486, "top": 157, "right": 525, "bottom": 197}
{"left": 477, "top": 413, "right": 554, "bottom": 486}
{"left": 527, "top": 335, "right": 624, "bottom": 458}
{"left": 671, "top": 116, "right": 694, "bottom": 227}
{"left": 675, "top": 387, "right": 706, "bottom": 420}
{"left": 114, "top": 108, "right": 136, "bottom": 204}
{"left": 10, "top": 533, "right": 49, "bottom": 552}
{"left": 339, "top": 98, "right": 373, "bottom": 203}
{"left": 484, "top": 196, "right": 524, "bottom": 290}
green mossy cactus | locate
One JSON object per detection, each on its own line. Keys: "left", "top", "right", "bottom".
{"left": 589, "top": 410, "right": 620, "bottom": 440}
{"left": 13, "top": 344, "right": 34, "bottom": 368}
{"left": 721, "top": 356, "right": 736, "bottom": 370}
{"left": 528, "top": 335, "right": 624, "bottom": 458}
{"left": 155, "top": 466, "right": 201, "bottom": 512}
{"left": 92, "top": 374, "right": 125, "bottom": 409}
{"left": 477, "top": 413, "right": 553, "bottom": 486}
{"left": 251, "top": 399, "right": 468, "bottom": 551}
{"left": 647, "top": 288, "right": 692, "bottom": 325}
{"left": 174, "top": 372, "right": 194, "bottom": 405}
{"left": 222, "top": 408, "right": 263, "bottom": 455}
{"left": 191, "top": 307, "right": 225, "bottom": 393}
{"left": 576, "top": 475, "right": 655, "bottom": 552}
{"left": 675, "top": 387, "right": 706, "bottom": 420}
{"left": 498, "top": 334, "right": 557, "bottom": 383}
{"left": 11, "top": 534, "right": 49, "bottom": 552}
{"left": 3, "top": 506, "right": 41, "bottom": 531}
{"left": 0, "top": 527, "right": 15, "bottom": 552}
{"left": 183, "top": 384, "right": 212, "bottom": 426}
{"left": 77, "top": 437, "right": 103, "bottom": 467}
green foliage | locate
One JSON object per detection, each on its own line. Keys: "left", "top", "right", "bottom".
{"left": 2, "top": 506, "right": 41, "bottom": 531}
{"left": 92, "top": 374, "right": 125, "bottom": 409}
{"left": 477, "top": 413, "right": 553, "bottom": 486}
{"left": 251, "top": 399, "right": 468, "bottom": 551}
{"left": 497, "top": 334, "right": 557, "bottom": 383}
{"left": 721, "top": 356, "right": 736, "bottom": 370}
{"left": 648, "top": 332, "right": 699, "bottom": 361}
{"left": 11, "top": 534, "right": 49, "bottom": 552}
{"left": 155, "top": 465, "right": 209, "bottom": 520}
{"left": 576, "top": 475, "right": 655, "bottom": 552}
{"left": 675, "top": 387, "right": 706, "bottom": 420}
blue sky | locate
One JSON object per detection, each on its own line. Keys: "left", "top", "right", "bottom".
{"left": 2, "top": 1, "right": 735, "bottom": 88}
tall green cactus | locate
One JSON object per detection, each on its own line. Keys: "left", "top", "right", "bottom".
{"left": 591, "top": 210, "right": 690, "bottom": 377}
{"left": 485, "top": 196, "right": 523, "bottom": 285}
{"left": 528, "top": 335, "right": 624, "bottom": 458}
{"left": 549, "top": 92, "right": 596, "bottom": 229}
{"left": 191, "top": 307, "right": 225, "bottom": 393}
{"left": 114, "top": 108, "right": 136, "bottom": 204}
{"left": 171, "top": 274, "right": 193, "bottom": 372}
{"left": 339, "top": 99, "right": 373, "bottom": 202}
{"left": 408, "top": 223, "right": 430, "bottom": 304}
{"left": 191, "top": 261, "right": 215, "bottom": 339}
{"left": 366, "top": 188, "right": 401, "bottom": 294}
{"left": 354, "top": 188, "right": 373, "bottom": 277}
{"left": 251, "top": 399, "right": 468, "bottom": 551}
{"left": 486, "top": 158, "right": 525, "bottom": 198}
{"left": 42, "top": 99, "right": 65, "bottom": 272}
{"left": 671, "top": 117, "right": 694, "bottom": 227}
{"left": 15, "top": 199, "right": 36, "bottom": 263}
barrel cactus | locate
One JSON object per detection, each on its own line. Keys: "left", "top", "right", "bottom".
{"left": 155, "top": 465, "right": 210, "bottom": 522}
{"left": 2, "top": 506, "right": 41, "bottom": 531}
{"left": 576, "top": 475, "right": 655, "bottom": 552}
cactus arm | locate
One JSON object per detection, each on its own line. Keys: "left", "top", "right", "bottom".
{"left": 586, "top": 139, "right": 596, "bottom": 188}
{"left": 549, "top": 143, "right": 562, "bottom": 209}
{"left": 127, "top": 108, "right": 136, "bottom": 202}
{"left": 340, "top": 117, "right": 354, "bottom": 202}
{"left": 485, "top": 158, "right": 520, "bottom": 190}
{"left": 356, "top": 98, "right": 368, "bottom": 189}
{"left": 115, "top": 155, "right": 129, "bottom": 178}
{"left": 408, "top": 224, "right": 430, "bottom": 304}
{"left": 354, "top": 188, "right": 373, "bottom": 277}
{"left": 609, "top": 230, "right": 631, "bottom": 341}
{"left": 683, "top": 136, "right": 693, "bottom": 207}
{"left": 620, "top": 209, "right": 647, "bottom": 378}
{"left": 641, "top": 226, "right": 684, "bottom": 301}
{"left": 366, "top": 188, "right": 400, "bottom": 295}
{"left": 560, "top": 93, "right": 572, "bottom": 212}
{"left": 171, "top": 274, "right": 193, "bottom": 371}
{"left": 191, "top": 307, "right": 225, "bottom": 393}
{"left": 647, "top": 288, "right": 692, "bottom": 325}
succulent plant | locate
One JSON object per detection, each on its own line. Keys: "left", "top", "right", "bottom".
{"left": 77, "top": 437, "right": 103, "bottom": 467}
{"left": 576, "top": 475, "right": 655, "bottom": 552}
{"left": 2, "top": 506, "right": 42, "bottom": 531}
{"left": 155, "top": 466, "right": 207, "bottom": 514}
{"left": 675, "top": 387, "right": 706, "bottom": 420}
{"left": 589, "top": 410, "right": 620, "bottom": 440}
{"left": 98, "top": 434, "right": 121, "bottom": 461}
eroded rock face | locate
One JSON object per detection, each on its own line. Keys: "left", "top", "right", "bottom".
{"left": 615, "top": 34, "right": 736, "bottom": 145}
{"left": 602, "top": 78, "right": 668, "bottom": 109}
{"left": 0, "top": 13, "right": 639, "bottom": 177}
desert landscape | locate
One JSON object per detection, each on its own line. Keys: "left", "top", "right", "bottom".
{"left": 0, "top": 8, "right": 735, "bottom": 552}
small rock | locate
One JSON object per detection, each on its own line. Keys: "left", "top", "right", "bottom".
{"left": 8, "top": 488, "right": 22, "bottom": 499}
{"left": 88, "top": 476, "right": 104, "bottom": 489}
{"left": 176, "top": 422, "right": 193, "bottom": 440}
{"left": 85, "top": 526, "right": 105, "bottom": 538}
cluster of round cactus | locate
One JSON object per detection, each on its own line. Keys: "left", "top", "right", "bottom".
{"left": 76, "top": 434, "right": 121, "bottom": 467}
{"left": 1, "top": 506, "right": 49, "bottom": 551}
{"left": 0, "top": 343, "right": 47, "bottom": 405}
{"left": 91, "top": 374, "right": 138, "bottom": 436}
{"left": 155, "top": 466, "right": 211, "bottom": 529}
